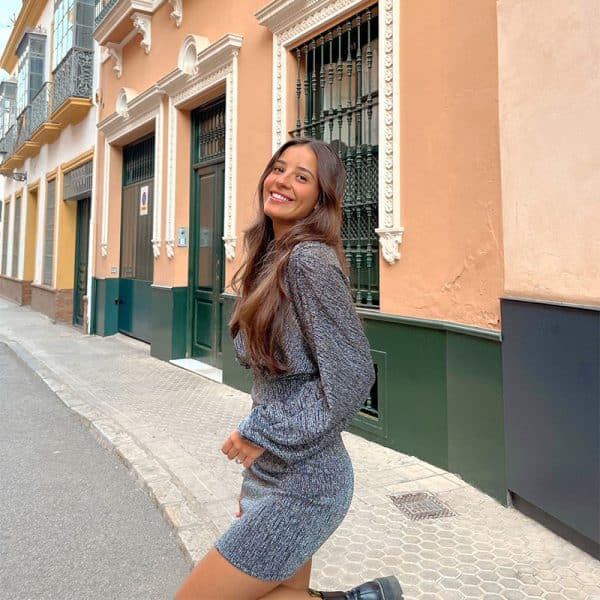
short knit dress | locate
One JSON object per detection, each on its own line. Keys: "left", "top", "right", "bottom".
{"left": 215, "top": 241, "right": 375, "bottom": 580}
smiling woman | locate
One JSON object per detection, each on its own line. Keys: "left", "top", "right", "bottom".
{"left": 175, "top": 138, "right": 402, "bottom": 600}
{"left": 263, "top": 145, "right": 321, "bottom": 240}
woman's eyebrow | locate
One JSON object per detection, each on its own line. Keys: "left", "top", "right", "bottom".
{"left": 274, "top": 159, "right": 315, "bottom": 180}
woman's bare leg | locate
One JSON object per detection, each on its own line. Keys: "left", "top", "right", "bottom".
{"left": 280, "top": 559, "right": 312, "bottom": 590}
{"left": 175, "top": 548, "right": 315, "bottom": 600}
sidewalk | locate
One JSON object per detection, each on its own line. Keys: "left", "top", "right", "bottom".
{"left": 1, "top": 298, "right": 598, "bottom": 600}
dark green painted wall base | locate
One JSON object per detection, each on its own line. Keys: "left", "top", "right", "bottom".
{"left": 92, "top": 287, "right": 506, "bottom": 504}
{"left": 91, "top": 277, "right": 119, "bottom": 336}
{"left": 221, "top": 295, "right": 506, "bottom": 504}
{"left": 151, "top": 286, "right": 188, "bottom": 361}
{"left": 92, "top": 278, "right": 187, "bottom": 362}
{"left": 118, "top": 278, "right": 153, "bottom": 343}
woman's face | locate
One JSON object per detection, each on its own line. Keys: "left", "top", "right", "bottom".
{"left": 262, "top": 144, "right": 320, "bottom": 238}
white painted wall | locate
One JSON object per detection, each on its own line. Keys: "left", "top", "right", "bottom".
{"left": 498, "top": 0, "right": 600, "bottom": 306}
{"left": 1, "top": 0, "right": 98, "bottom": 283}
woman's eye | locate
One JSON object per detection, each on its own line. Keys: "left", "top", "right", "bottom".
{"left": 273, "top": 166, "right": 284, "bottom": 173}
{"left": 297, "top": 175, "right": 307, "bottom": 182}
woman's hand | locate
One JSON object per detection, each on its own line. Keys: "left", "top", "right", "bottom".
{"left": 221, "top": 430, "right": 265, "bottom": 469}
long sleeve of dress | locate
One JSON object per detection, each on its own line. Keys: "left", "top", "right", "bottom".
{"left": 237, "top": 242, "right": 375, "bottom": 463}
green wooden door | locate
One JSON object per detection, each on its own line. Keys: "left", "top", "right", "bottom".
{"left": 119, "top": 135, "right": 155, "bottom": 343}
{"left": 189, "top": 99, "right": 226, "bottom": 368}
{"left": 190, "top": 163, "right": 225, "bottom": 365}
{"left": 73, "top": 197, "right": 90, "bottom": 326}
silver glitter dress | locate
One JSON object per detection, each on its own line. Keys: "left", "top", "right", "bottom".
{"left": 215, "top": 241, "right": 375, "bottom": 580}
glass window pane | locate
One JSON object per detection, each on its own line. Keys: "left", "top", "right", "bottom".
{"left": 197, "top": 172, "right": 215, "bottom": 288}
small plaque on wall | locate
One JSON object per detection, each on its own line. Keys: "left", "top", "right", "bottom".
{"left": 139, "top": 185, "right": 149, "bottom": 216}
{"left": 177, "top": 227, "right": 188, "bottom": 247}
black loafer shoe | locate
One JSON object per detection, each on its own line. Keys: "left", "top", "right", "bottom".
{"left": 318, "top": 575, "right": 404, "bottom": 600}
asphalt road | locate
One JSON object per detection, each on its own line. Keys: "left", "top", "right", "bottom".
{"left": 0, "top": 342, "right": 190, "bottom": 600}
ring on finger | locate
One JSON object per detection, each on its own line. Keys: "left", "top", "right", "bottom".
{"left": 235, "top": 458, "right": 243, "bottom": 464}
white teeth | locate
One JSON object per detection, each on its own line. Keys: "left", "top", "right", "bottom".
{"left": 271, "top": 192, "right": 292, "bottom": 202}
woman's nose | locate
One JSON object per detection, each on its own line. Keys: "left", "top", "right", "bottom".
{"left": 274, "top": 171, "right": 291, "bottom": 187}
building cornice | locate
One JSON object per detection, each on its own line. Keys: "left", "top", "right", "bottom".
{"left": 255, "top": 0, "right": 337, "bottom": 34}
{"left": 0, "top": 0, "right": 46, "bottom": 74}
{"left": 195, "top": 34, "right": 243, "bottom": 78}
{"left": 98, "top": 84, "right": 164, "bottom": 143}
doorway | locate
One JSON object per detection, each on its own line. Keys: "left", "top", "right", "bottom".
{"left": 119, "top": 135, "right": 155, "bottom": 342}
{"left": 73, "top": 197, "right": 90, "bottom": 327}
{"left": 188, "top": 98, "right": 226, "bottom": 368}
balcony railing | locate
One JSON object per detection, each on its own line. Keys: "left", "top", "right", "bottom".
{"left": 30, "top": 82, "right": 52, "bottom": 135}
{"left": 0, "top": 125, "right": 16, "bottom": 160}
{"left": 52, "top": 47, "right": 94, "bottom": 113}
{"left": 95, "top": 0, "right": 117, "bottom": 28}
{"left": 15, "top": 106, "right": 32, "bottom": 149}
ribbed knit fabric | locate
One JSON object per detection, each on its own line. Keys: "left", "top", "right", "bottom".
{"left": 215, "top": 241, "right": 375, "bottom": 580}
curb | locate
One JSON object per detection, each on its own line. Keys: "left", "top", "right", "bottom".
{"left": 1, "top": 337, "right": 214, "bottom": 568}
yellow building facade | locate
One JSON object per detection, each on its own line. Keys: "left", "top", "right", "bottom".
{"left": 0, "top": 0, "right": 96, "bottom": 326}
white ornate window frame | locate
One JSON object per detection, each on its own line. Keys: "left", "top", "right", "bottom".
{"left": 159, "top": 33, "right": 243, "bottom": 261}
{"left": 98, "top": 85, "right": 165, "bottom": 258}
{"left": 256, "top": 0, "right": 403, "bottom": 264}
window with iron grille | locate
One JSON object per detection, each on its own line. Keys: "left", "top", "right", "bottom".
{"left": 291, "top": 6, "right": 379, "bottom": 307}
{"left": 192, "top": 98, "right": 226, "bottom": 165}
{"left": 44, "top": 180, "right": 56, "bottom": 286}
{"left": 11, "top": 196, "right": 21, "bottom": 277}
{"left": 1, "top": 203, "right": 9, "bottom": 276}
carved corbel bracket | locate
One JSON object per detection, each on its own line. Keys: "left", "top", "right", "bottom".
{"left": 375, "top": 227, "right": 405, "bottom": 265}
{"left": 104, "top": 43, "right": 123, "bottom": 78}
{"left": 223, "top": 237, "right": 236, "bottom": 262}
{"left": 132, "top": 13, "right": 152, "bottom": 54}
{"left": 165, "top": 239, "right": 175, "bottom": 259}
{"left": 168, "top": 0, "right": 183, "bottom": 27}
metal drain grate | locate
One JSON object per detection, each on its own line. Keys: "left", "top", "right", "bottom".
{"left": 390, "top": 491, "right": 456, "bottom": 521}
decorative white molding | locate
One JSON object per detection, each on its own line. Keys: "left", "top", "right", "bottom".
{"left": 116, "top": 87, "right": 139, "bottom": 117}
{"left": 168, "top": 0, "right": 183, "bottom": 27}
{"left": 99, "top": 85, "right": 164, "bottom": 143}
{"left": 224, "top": 238, "right": 237, "bottom": 261}
{"left": 260, "top": 0, "right": 364, "bottom": 150}
{"left": 258, "top": 0, "right": 403, "bottom": 264}
{"left": 105, "top": 43, "right": 123, "bottom": 78}
{"left": 375, "top": 227, "right": 404, "bottom": 264}
{"left": 99, "top": 86, "right": 165, "bottom": 259}
{"left": 101, "top": 138, "right": 110, "bottom": 257}
{"left": 94, "top": 0, "right": 164, "bottom": 46}
{"left": 132, "top": 12, "right": 152, "bottom": 54}
{"left": 151, "top": 105, "right": 164, "bottom": 258}
{"left": 178, "top": 34, "right": 210, "bottom": 75}
{"left": 159, "top": 34, "right": 243, "bottom": 261}
{"left": 194, "top": 33, "right": 243, "bottom": 78}
{"left": 165, "top": 97, "right": 177, "bottom": 259}
{"left": 374, "top": 0, "right": 402, "bottom": 263}
{"left": 256, "top": 0, "right": 341, "bottom": 33}
{"left": 223, "top": 55, "right": 239, "bottom": 262}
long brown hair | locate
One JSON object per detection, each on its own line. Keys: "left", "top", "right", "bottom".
{"left": 230, "top": 137, "right": 347, "bottom": 374}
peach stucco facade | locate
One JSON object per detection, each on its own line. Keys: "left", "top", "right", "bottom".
{"left": 497, "top": 0, "right": 600, "bottom": 307}
{"left": 383, "top": 0, "right": 504, "bottom": 329}
{"left": 94, "top": 0, "right": 505, "bottom": 331}
{"left": 94, "top": 0, "right": 273, "bottom": 290}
